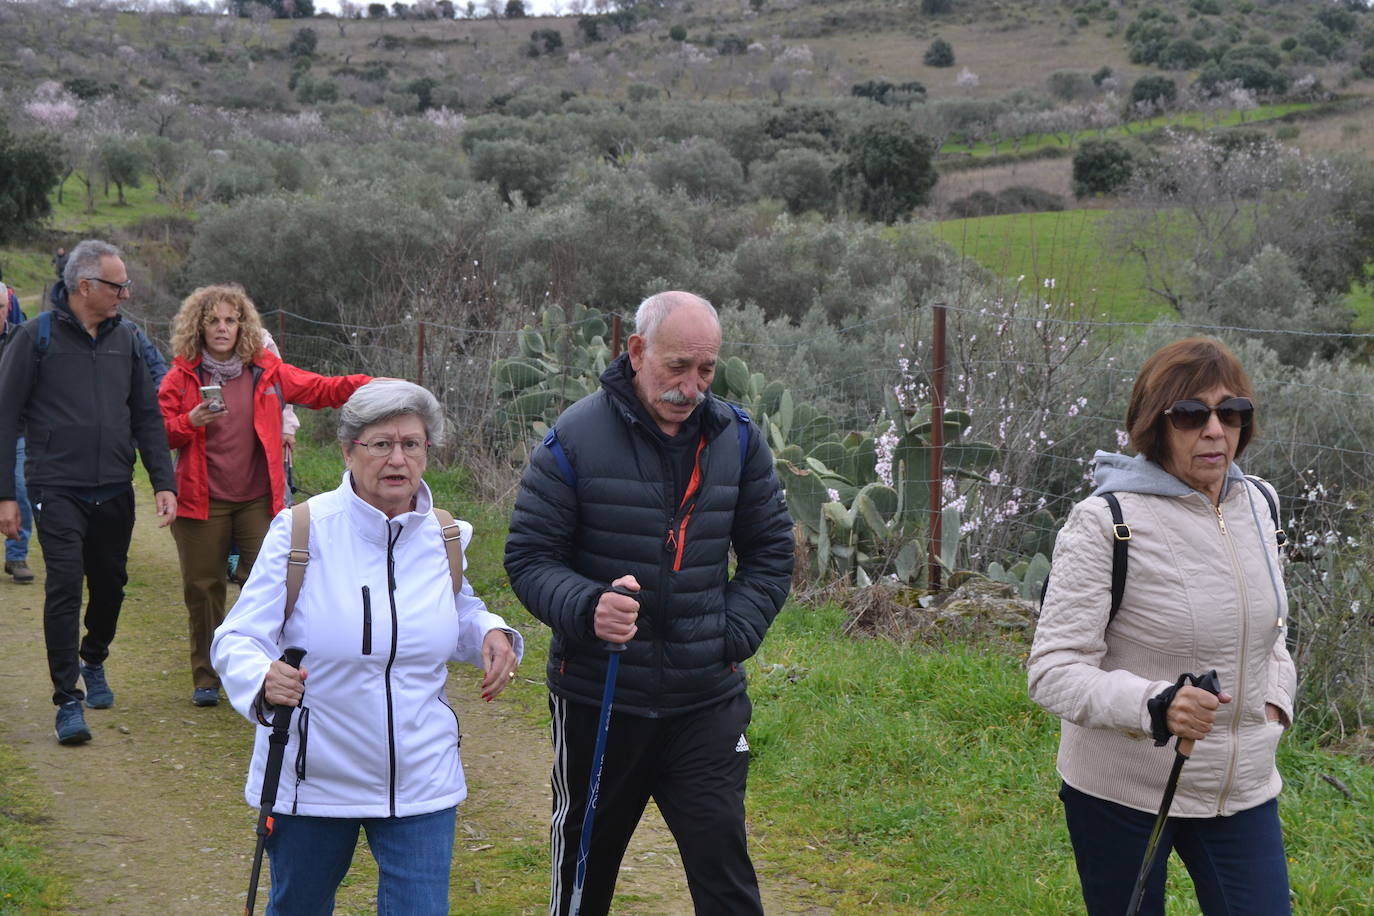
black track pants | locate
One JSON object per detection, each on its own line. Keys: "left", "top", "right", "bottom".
{"left": 547, "top": 690, "right": 763, "bottom": 916}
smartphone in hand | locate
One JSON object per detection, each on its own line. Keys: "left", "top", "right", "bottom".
{"left": 199, "top": 385, "right": 224, "bottom": 412}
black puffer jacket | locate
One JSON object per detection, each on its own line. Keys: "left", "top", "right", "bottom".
{"left": 0, "top": 292, "right": 174, "bottom": 500}
{"left": 504, "top": 357, "right": 794, "bottom": 717}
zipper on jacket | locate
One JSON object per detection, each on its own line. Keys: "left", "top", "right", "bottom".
{"left": 291, "top": 705, "right": 310, "bottom": 814}
{"left": 361, "top": 586, "right": 373, "bottom": 655}
{"left": 384, "top": 522, "right": 402, "bottom": 818}
{"left": 662, "top": 437, "right": 707, "bottom": 572}
{"left": 1211, "top": 497, "right": 1248, "bottom": 815}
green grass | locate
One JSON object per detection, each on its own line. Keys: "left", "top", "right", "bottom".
{"left": 1349, "top": 282, "right": 1374, "bottom": 332}
{"left": 930, "top": 209, "right": 1172, "bottom": 321}
{"left": 48, "top": 173, "right": 180, "bottom": 235}
{"left": 0, "top": 249, "right": 58, "bottom": 308}
{"left": 940, "top": 103, "right": 1314, "bottom": 158}
{"left": 0, "top": 729, "right": 72, "bottom": 914}
{"left": 744, "top": 603, "right": 1374, "bottom": 913}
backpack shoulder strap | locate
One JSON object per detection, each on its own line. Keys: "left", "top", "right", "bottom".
{"left": 1244, "top": 475, "right": 1286, "bottom": 547}
{"left": 724, "top": 401, "right": 752, "bottom": 486}
{"left": 284, "top": 501, "right": 311, "bottom": 623}
{"left": 1102, "top": 492, "right": 1130, "bottom": 623}
{"left": 35, "top": 310, "right": 52, "bottom": 357}
{"left": 543, "top": 427, "right": 577, "bottom": 488}
{"left": 431, "top": 507, "right": 465, "bottom": 596}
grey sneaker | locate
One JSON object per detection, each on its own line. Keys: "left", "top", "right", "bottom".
{"left": 4, "top": 559, "right": 34, "bottom": 583}
{"left": 81, "top": 664, "right": 115, "bottom": 709}
{"left": 55, "top": 701, "right": 92, "bottom": 745}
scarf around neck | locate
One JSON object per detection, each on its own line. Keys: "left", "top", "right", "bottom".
{"left": 199, "top": 349, "right": 245, "bottom": 385}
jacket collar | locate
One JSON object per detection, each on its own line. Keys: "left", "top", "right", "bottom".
{"left": 340, "top": 470, "right": 435, "bottom": 546}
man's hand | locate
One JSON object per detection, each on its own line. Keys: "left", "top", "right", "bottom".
{"left": 0, "top": 500, "right": 19, "bottom": 540}
{"left": 1167, "top": 685, "right": 1233, "bottom": 742}
{"left": 155, "top": 491, "right": 177, "bottom": 527}
{"left": 594, "top": 575, "right": 641, "bottom": 644}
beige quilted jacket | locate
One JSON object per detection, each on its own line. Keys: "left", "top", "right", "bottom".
{"left": 1028, "top": 461, "right": 1296, "bottom": 817}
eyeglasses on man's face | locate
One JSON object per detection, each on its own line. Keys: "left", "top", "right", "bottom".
{"left": 351, "top": 438, "right": 429, "bottom": 458}
{"left": 87, "top": 276, "right": 133, "bottom": 297}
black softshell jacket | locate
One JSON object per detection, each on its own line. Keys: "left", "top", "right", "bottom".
{"left": 0, "top": 296, "right": 175, "bottom": 499}
{"left": 504, "top": 357, "right": 794, "bottom": 717}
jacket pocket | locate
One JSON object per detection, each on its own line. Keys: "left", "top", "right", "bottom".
{"left": 361, "top": 586, "right": 372, "bottom": 655}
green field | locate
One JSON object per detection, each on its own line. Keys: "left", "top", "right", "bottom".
{"left": 930, "top": 209, "right": 1171, "bottom": 321}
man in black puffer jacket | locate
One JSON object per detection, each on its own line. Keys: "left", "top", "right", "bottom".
{"left": 506, "top": 291, "right": 794, "bottom": 916}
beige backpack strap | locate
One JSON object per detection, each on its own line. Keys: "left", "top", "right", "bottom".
{"left": 432, "top": 507, "right": 465, "bottom": 595}
{"left": 284, "top": 501, "right": 311, "bottom": 623}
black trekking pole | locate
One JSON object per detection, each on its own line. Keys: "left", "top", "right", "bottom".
{"left": 570, "top": 586, "right": 637, "bottom": 916}
{"left": 245, "top": 646, "right": 306, "bottom": 916}
{"left": 1125, "top": 669, "right": 1222, "bottom": 916}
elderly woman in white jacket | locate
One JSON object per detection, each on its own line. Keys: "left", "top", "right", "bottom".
{"left": 211, "top": 379, "right": 522, "bottom": 915}
{"left": 1028, "top": 337, "right": 1295, "bottom": 916}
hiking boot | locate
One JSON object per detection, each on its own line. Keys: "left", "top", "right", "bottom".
{"left": 4, "top": 559, "right": 34, "bottom": 583}
{"left": 81, "top": 663, "right": 115, "bottom": 709}
{"left": 55, "top": 701, "right": 92, "bottom": 745}
{"left": 192, "top": 687, "right": 220, "bottom": 707}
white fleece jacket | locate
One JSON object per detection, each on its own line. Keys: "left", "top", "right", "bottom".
{"left": 211, "top": 473, "right": 523, "bottom": 819}
{"left": 1028, "top": 453, "right": 1295, "bottom": 817}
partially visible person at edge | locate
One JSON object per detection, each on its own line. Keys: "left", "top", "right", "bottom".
{"left": 159, "top": 285, "right": 370, "bottom": 708}
{"left": 0, "top": 268, "right": 35, "bottom": 584}
{"left": 504, "top": 291, "right": 795, "bottom": 916}
{"left": 1028, "top": 336, "right": 1295, "bottom": 916}
{"left": 211, "top": 379, "right": 522, "bottom": 915}
{"left": 0, "top": 239, "right": 177, "bottom": 746}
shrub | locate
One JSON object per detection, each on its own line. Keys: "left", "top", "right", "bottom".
{"left": 1046, "top": 70, "right": 1097, "bottom": 101}
{"left": 1130, "top": 74, "right": 1178, "bottom": 106}
{"left": 924, "top": 39, "right": 955, "bottom": 68}
{"left": 754, "top": 148, "right": 838, "bottom": 215}
{"left": 669, "top": 24, "right": 686, "bottom": 41}
{"left": 288, "top": 27, "right": 318, "bottom": 58}
{"left": 1361, "top": 50, "right": 1374, "bottom": 79}
{"left": 945, "top": 185, "right": 1065, "bottom": 217}
{"left": 1159, "top": 37, "right": 1210, "bottom": 69}
{"left": 839, "top": 120, "right": 938, "bottom": 222}
{"left": 0, "top": 121, "right": 63, "bottom": 244}
{"left": 851, "top": 80, "right": 927, "bottom": 106}
{"left": 468, "top": 138, "right": 563, "bottom": 206}
{"left": 1072, "top": 139, "right": 1134, "bottom": 197}
{"left": 637, "top": 138, "right": 747, "bottom": 203}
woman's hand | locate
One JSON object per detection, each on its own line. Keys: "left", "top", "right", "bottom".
{"left": 1265, "top": 702, "right": 1289, "bottom": 728}
{"left": 189, "top": 401, "right": 228, "bottom": 428}
{"left": 1167, "top": 685, "right": 1233, "bottom": 741}
{"left": 480, "top": 629, "right": 518, "bottom": 702}
{"left": 263, "top": 659, "right": 307, "bottom": 708}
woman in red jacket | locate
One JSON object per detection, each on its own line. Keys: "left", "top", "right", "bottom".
{"left": 160, "top": 285, "right": 370, "bottom": 707}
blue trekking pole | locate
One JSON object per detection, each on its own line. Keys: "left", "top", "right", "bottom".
{"left": 570, "top": 586, "right": 637, "bottom": 916}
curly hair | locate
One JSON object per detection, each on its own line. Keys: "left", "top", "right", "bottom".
{"left": 170, "top": 285, "right": 265, "bottom": 363}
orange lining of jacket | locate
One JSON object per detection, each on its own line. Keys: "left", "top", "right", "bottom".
{"left": 665, "top": 436, "right": 707, "bottom": 572}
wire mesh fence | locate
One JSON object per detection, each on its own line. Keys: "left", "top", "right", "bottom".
{"left": 120, "top": 298, "right": 1374, "bottom": 738}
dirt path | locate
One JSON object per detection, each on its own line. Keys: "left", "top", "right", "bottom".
{"left": 0, "top": 496, "right": 829, "bottom": 915}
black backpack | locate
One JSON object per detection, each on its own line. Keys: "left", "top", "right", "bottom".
{"left": 1043, "top": 476, "right": 1286, "bottom": 623}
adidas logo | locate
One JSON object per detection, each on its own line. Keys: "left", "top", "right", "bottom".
{"left": 735, "top": 734, "right": 749, "bottom": 753}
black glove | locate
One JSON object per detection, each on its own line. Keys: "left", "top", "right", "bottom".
{"left": 1147, "top": 669, "right": 1222, "bottom": 747}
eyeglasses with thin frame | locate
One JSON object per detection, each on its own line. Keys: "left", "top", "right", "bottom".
{"left": 351, "top": 437, "right": 429, "bottom": 458}
{"left": 1162, "top": 396, "right": 1254, "bottom": 431}
{"left": 87, "top": 276, "right": 133, "bottom": 296}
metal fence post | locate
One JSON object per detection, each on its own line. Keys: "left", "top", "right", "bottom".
{"left": 416, "top": 320, "right": 426, "bottom": 386}
{"left": 928, "top": 303, "right": 946, "bottom": 591}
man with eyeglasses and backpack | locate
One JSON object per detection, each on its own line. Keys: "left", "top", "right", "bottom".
{"left": 0, "top": 239, "right": 177, "bottom": 746}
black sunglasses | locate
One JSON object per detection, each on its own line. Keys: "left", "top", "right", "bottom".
{"left": 1163, "top": 396, "right": 1254, "bottom": 431}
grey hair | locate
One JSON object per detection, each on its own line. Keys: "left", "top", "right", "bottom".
{"left": 63, "top": 239, "right": 122, "bottom": 291}
{"left": 337, "top": 379, "right": 445, "bottom": 448}
{"left": 633, "top": 291, "right": 718, "bottom": 346}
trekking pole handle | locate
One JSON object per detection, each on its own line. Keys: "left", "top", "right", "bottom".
{"left": 1175, "top": 669, "right": 1222, "bottom": 759}
{"left": 282, "top": 646, "right": 306, "bottom": 670}
{"left": 602, "top": 585, "right": 639, "bottom": 654}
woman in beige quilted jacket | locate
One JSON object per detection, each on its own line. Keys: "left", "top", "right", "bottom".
{"left": 1028, "top": 337, "right": 1295, "bottom": 916}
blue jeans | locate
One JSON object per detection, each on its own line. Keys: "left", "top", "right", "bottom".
{"left": 7, "top": 437, "right": 31, "bottom": 563}
{"left": 1060, "top": 782, "right": 1291, "bottom": 916}
{"left": 265, "top": 806, "right": 456, "bottom": 915}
